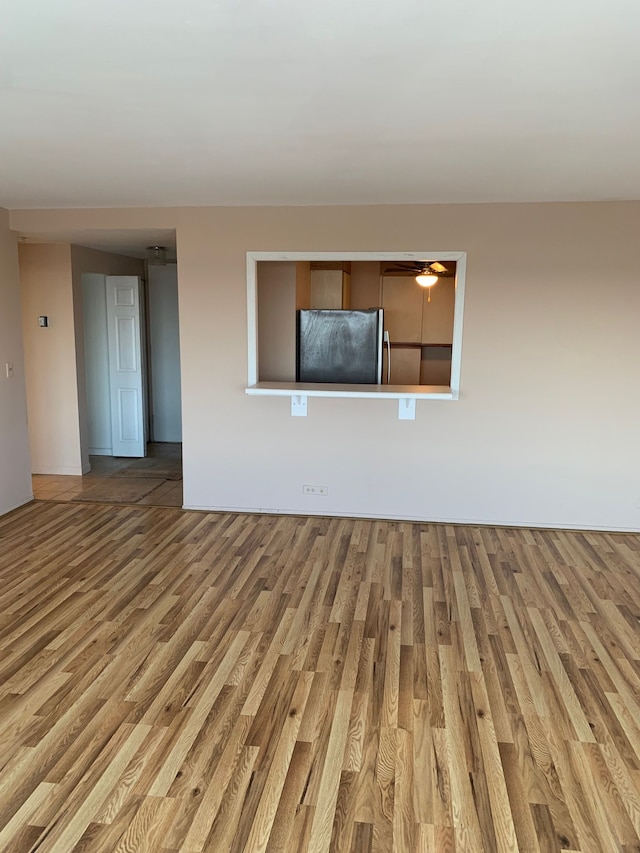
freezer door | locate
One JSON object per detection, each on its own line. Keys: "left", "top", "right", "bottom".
{"left": 297, "top": 309, "right": 383, "bottom": 384}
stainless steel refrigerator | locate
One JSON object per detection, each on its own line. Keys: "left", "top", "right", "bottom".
{"left": 296, "top": 308, "right": 385, "bottom": 384}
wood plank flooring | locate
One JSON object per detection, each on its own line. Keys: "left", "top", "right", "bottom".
{"left": 1, "top": 501, "right": 639, "bottom": 852}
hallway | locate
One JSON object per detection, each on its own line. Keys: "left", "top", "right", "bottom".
{"left": 32, "top": 443, "right": 182, "bottom": 507}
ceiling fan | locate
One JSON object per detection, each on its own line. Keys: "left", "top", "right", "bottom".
{"left": 146, "top": 246, "right": 177, "bottom": 266}
{"left": 383, "top": 260, "right": 452, "bottom": 279}
{"left": 382, "top": 260, "right": 453, "bottom": 300}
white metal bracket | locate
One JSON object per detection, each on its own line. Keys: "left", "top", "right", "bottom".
{"left": 398, "top": 398, "right": 416, "bottom": 420}
{"left": 291, "top": 395, "right": 308, "bottom": 417}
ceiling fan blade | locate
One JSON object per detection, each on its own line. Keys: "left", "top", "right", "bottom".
{"left": 382, "top": 261, "right": 452, "bottom": 276}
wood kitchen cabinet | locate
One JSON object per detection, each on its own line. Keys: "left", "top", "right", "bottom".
{"left": 310, "top": 269, "right": 351, "bottom": 309}
{"left": 383, "top": 345, "right": 422, "bottom": 385}
{"left": 421, "top": 278, "right": 455, "bottom": 344}
{"left": 420, "top": 347, "right": 452, "bottom": 385}
{"left": 420, "top": 277, "right": 455, "bottom": 384}
{"left": 382, "top": 273, "right": 455, "bottom": 386}
{"left": 381, "top": 276, "right": 424, "bottom": 343}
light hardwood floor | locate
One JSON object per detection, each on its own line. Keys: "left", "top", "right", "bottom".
{"left": 0, "top": 501, "right": 639, "bottom": 852}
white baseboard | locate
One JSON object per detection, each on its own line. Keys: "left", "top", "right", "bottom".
{"left": 88, "top": 448, "right": 113, "bottom": 456}
{"left": 31, "top": 465, "right": 85, "bottom": 476}
{"left": 181, "top": 504, "right": 640, "bottom": 534}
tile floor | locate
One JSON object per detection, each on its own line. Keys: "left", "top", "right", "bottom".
{"left": 32, "top": 443, "right": 183, "bottom": 507}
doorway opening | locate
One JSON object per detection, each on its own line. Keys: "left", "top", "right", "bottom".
{"left": 79, "top": 256, "right": 182, "bottom": 505}
{"left": 19, "top": 231, "right": 183, "bottom": 508}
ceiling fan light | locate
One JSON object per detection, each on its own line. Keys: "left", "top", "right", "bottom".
{"left": 415, "top": 274, "right": 438, "bottom": 287}
{"left": 147, "top": 245, "right": 168, "bottom": 266}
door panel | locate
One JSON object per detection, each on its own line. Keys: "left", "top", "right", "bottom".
{"left": 106, "top": 276, "right": 144, "bottom": 457}
{"left": 115, "top": 316, "right": 137, "bottom": 371}
{"left": 117, "top": 389, "right": 140, "bottom": 442}
{"left": 114, "top": 285, "right": 135, "bottom": 306}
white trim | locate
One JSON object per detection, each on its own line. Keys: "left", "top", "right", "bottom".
{"left": 248, "top": 251, "right": 465, "bottom": 262}
{"left": 449, "top": 252, "right": 466, "bottom": 398}
{"left": 31, "top": 465, "right": 85, "bottom": 476}
{"left": 181, "top": 504, "right": 640, "bottom": 533}
{"left": 246, "top": 250, "right": 467, "bottom": 398}
{"left": 246, "top": 382, "right": 454, "bottom": 400}
{"left": 246, "top": 255, "right": 259, "bottom": 386}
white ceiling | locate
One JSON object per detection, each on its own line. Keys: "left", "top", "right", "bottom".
{"left": 17, "top": 229, "right": 176, "bottom": 258}
{"left": 1, "top": 0, "right": 639, "bottom": 209}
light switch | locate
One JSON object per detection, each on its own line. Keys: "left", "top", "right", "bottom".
{"left": 5, "top": 362, "right": 14, "bottom": 379}
{"left": 38, "top": 316, "right": 49, "bottom": 327}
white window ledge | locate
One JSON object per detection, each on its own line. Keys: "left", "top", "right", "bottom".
{"left": 245, "top": 381, "right": 457, "bottom": 400}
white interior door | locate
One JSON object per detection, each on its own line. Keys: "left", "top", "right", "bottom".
{"left": 106, "top": 276, "right": 145, "bottom": 457}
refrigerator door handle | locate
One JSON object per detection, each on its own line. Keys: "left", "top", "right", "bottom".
{"left": 384, "top": 330, "right": 391, "bottom": 384}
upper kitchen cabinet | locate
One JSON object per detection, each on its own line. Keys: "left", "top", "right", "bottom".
{"left": 310, "top": 263, "right": 351, "bottom": 309}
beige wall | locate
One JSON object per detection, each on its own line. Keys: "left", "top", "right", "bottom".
{"left": 257, "top": 262, "right": 297, "bottom": 382}
{"left": 18, "top": 242, "right": 144, "bottom": 475}
{"left": 19, "top": 243, "right": 82, "bottom": 474}
{"left": 147, "top": 263, "right": 182, "bottom": 442}
{"left": 10, "top": 202, "right": 640, "bottom": 530}
{"left": 0, "top": 211, "right": 32, "bottom": 513}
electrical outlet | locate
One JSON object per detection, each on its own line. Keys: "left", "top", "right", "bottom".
{"left": 5, "top": 362, "right": 14, "bottom": 379}
{"left": 303, "top": 485, "right": 328, "bottom": 496}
